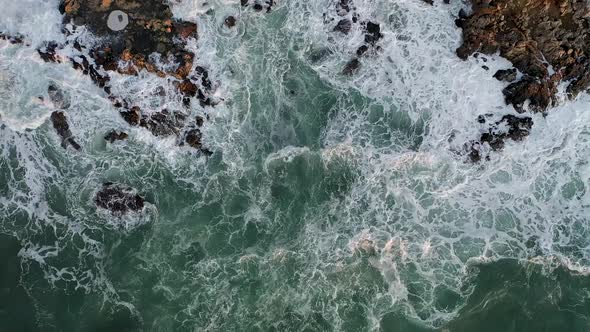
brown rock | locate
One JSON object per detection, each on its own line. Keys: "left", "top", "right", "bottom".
{"left": 457, "top": 0, "right": 590, "bottom": 112}
{"left": 50, "top": 111, "right": 81, "bottom": 150}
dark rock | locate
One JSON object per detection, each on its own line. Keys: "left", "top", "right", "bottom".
{"left": 356, "top": 45, "right": 368, "bottom": 57}
{"left": 104, "top": 130, "right": 128, "bottom": 143}
{"left": 139, "top": 109, "right": 185, "bottom": 137}
{"left": 120, "top": 106, "right": 141, "bottom": 126}
{"left": 184, "top": 128, "right": 203, "bottom": 149}
{"left": 469, "top": 114, "right": 533, "bottom": 162}
{"left": 50, "top": 111, "right": 81, "bottom": 150}
{"left": 225, "top": 16, "right": 237, "bottom": 28}
{"left": 493, "top": 68, "right": 517, "bottom": 82}
{"left": 503, "top": 76, "right": 555, "bottom": 113}
{"left": 334, "top": 19, "right": 352, "bottom": 34}
{"left": 422, "top": 0, "right": 434, "bottom": 5}
{"left": 94, "top": 182, "right": 144, "bottom": 214}
{"left": 364, "top": 21, "right": 382, "bottom": 45}
{"left": 38, "top": 42, "right": 61, "bottom": 63}
{"left": 0, "top": 32, "right": 25, "bottom": 45}
{"left": 47, "top": 84, "right": 70, "bottom": 109}
{"left": 342, "top": 58, "right": 360, "bottom": 75}
{"left": 482, "top": 65, "right": 489, "bottom": 71}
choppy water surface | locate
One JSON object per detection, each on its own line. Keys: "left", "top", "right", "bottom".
{"left": 2, "top": 0, "right": 590, "bottom": 331}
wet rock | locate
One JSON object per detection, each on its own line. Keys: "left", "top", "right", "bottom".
{"left": 104, "top": 130, "right": 128, "bottom": 143}
{"left": 225, "top": 16, "right": 237, "bottom": 28}
{"left": 334, "top": 19, "right": 352, "bottom": 34}
{"left": 364, "top": 21, "right": 382, "bottom": 45}
{"left": 493, "top": 68, "right": 517, "bottom": 82}
{"left": 503, "top": 76, "right": 556, "bottom": 113}
{"left": 356, "top": 45, "right": 368, "bottom": 57}
{"left": 0, "top": 32, "right": 25, "bottom": 45}
{"left": 139, "top": 109, "right": 185, "bottom": 137}
{"left": 37, "top": 42, "right": 61, "bottom": 63}
{"left": 184, "top": 128, "right": 203, "bottom": 149}
{"left": 457, "top": 0, "right": 590, "bottom": 112}
{"left": 469, "top": 114, "right": 533, "bottom": 162}
{"left": 120, "top": 106, "right": 141, "bottom": 126}
{"left": 94, "top": 182, "right": 144, "bottom": 214}
{"left": 342, "top": 58, "right": 360, "bottom": 75}
{"left": 47, "top": 84, "right": 70, "bottom": 109}
{"left": 50, "top": 111, "right": 81, "bottom": 150}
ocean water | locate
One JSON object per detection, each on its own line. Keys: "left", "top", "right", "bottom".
{"left": 1, "top": 0, "right": 590, "bottom": 331}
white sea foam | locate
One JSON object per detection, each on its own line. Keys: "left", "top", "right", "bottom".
{"left": 2, "top": 0, "right": 590, "bottom": 329}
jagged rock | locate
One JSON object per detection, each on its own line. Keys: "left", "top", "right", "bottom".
{"left": 469, "top": 114, "right": 533, "bottom": 162}
{"left": 0, "top": 32, "right": 25, "bottom": 45}
{"left": 456, "top": 0, "right": 590, "bottom": 112}
{"left": 50, "top": 111, "right": 81, "bottom": 150}
{"left": 139, "top": 109, "right": 185, "bottom": 137}
{"left": 104, "top": 130, "right": 128, "bottom": 143}
{"left": 493, "top": 68, "right": 517, "bottom": 82}
{"left": 342, "top": 58, "right": 360, "bottom": 75}
{"left": 48, "top": 84, "right": 70, "bottom": 109}
{"left": 120, "top": 106, "right": 141, "bottom": 126}
{"left": 225, "top": 16, "right": 237, "bottom": 28}
{"left": 334, "top": 19, "right": 352, "bottom": 34}
{"left": 94, "top": 182, "right": 144, "bottom": 214}
{"left": 38, "top": 42, "right": 61, "bottom": 63}
{"left": 241, "top": 0, "right": 274, "bottom": 12}
{"left": 364, "top": 21, "right": 382, "bottom": 45}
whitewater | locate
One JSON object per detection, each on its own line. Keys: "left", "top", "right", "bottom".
{"left": 1, "top": 0, "right": 590, "bottom": 331}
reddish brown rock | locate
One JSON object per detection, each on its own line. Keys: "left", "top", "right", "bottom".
{"left": 456, "top": 0, "right": 590, "bottom": 112}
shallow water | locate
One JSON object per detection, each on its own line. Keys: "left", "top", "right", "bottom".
{"left": 1, "top": 0, "right": 590, "bottom": 331}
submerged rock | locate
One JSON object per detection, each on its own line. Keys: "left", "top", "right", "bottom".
{"left": 469, "top": 114, "right": 533, "bottom": 162}
{"left": 225, "top": 16, "right": 237, "bottom": 28}
{"left": 456, "top": 0, "right": 590, "bottom": 112}
{"left": 48, "top": 84, "right": 70, "bottom": 109}
{"left": 104, "top": 130, "right": 128, "bottom": 143}
{"left": 94, "top": 182, "right": 145, "bottom": 214}
{"left": 50, "top": 111, "right": 81, "bottom": 150}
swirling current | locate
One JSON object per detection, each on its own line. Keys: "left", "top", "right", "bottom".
{"left": 1, "top": 0, "right": 590, "bottom": 331}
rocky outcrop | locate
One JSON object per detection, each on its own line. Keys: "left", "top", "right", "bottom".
{"left": 323, "top": 0, "right": 384, "bottom": 75}
{"left": 469, "top": 114, "right": 533, "bottom": 162}
{"left": 28, "top": 0, "right": 216, "bottom": 154}
{"left": 240, "top": 0, "right": 275, "bottom": 12}
{"left": 94, "top": 182, "right": 145, "bottom": 214}
{"left": 456, "top": 0, "right": 590, "bottom": 113}
{"left": 50, "top": 111, "right": 81, "bottom": 150}
{"left": 104, "top": 130, "right": 128, "bottom": 143}
{"left": 456, "top": 0, "right": 590, "bottom": 161}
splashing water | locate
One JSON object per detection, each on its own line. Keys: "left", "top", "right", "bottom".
{"left": 1, "top": 0, "right": 590, "bottom": 331}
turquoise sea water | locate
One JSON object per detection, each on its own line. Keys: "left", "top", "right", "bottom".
{"left": 2, "top": 0, "right": 590, "bottom": 331}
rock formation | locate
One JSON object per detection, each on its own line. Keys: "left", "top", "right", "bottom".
{"left": 457, "top": 0, "right": 590, "bottom": 160}
{"left": 94, "top": 182, "right": 145, "bottom": 214}
{"left": 456, "top": 0, "right": 590, "bottom": 113}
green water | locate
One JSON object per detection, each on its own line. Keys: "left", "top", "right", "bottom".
{"left": 2, "top": 0, "right": 590, "bottom": 331}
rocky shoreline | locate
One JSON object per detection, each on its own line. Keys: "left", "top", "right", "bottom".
{"left": 2, "top": 0, "right": 590, "bottom": 211}
{"left": 33, "top": 0, "right": 219, "bottom": 157}
{"left": 457, "top": 0, "right": 590, "bottom": 161}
